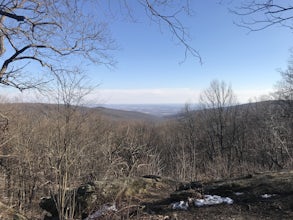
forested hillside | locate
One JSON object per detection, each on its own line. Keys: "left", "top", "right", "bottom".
{"left": 0, "top": 97, "right": 292, "bottom": 218}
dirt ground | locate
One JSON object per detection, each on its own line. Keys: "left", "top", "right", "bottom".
{"left": 157, "top": 193, "right": 293, "bottom": 220}
{"left": 131, "top": 171, "right": 293, "bottom": 220}
{"left": 38, "top": 170, "right": 293, "bottom": 220}
{"left": 97, "top": 187, "right": 292, "bottom": 220}
{"left": 118, "top": 192, "right": 292, "bottom": 220}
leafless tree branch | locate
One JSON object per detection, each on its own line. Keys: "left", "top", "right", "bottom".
{"left": 0, "top": 0, "right": 200, "bottom": 90}
{"left": 0, "top": 9, "right": 25, "bottom": 21}
{"left": 142, "top": 0, "right": 201, "bottom": 64}
{"left": 231, "top": 0, "right": 293, "bottom": 31}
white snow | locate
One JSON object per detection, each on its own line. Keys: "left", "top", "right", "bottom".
{"left": 194, "top": 195, "right": 233, "bottom": 207}
{"left": 84, "top": 204, "right": 117, "bottom": 220}
{"left": 171, "top": 195, "right": 233, "bottom": 210}
{"left": 171, "top": 200, "right": 189, "bottom": 210}
{"left": 261, "top": 194, "right": 276, "bottom": 199}
{"left": 234, "top": 192, "right": 244, "bottom": 196}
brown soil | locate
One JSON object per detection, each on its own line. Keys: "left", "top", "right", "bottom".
{"left": 133, "top": 170, "right": 293, "bottom": 220}
{"left": 39, "top": 170, "right": 293, "bottom": 220}
{"left": 149, "top": 193, "right": 293, "bottom": 220}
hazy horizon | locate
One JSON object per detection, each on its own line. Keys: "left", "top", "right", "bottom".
{"left": 0, "top": 1, "right": 290, "bottom": 105}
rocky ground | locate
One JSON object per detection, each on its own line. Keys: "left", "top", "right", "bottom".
{"left": 2, "top": 170, "right": 293, "bottom": 219}
{"left": 148, "top": 170, "right": 293, "bottom": 220}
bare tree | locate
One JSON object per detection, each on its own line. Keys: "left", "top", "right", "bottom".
{"left": 199, "top": 80, "right": 239, "bottom": 175}
{"left": 0, "top": 0, "right": 199, "bottom": 90}
{"left": 200, "top": 80, "right": 237, "bottom": 110}
{"left": 46, "top": 70, "right": 93, "bottom": 220}
{"left": 231, "top": 0, "right": 293, "bottom": 31}
{"left": 0, "top": 0, "right": 117, "bottom": 90}
{"left": 275, "top": 58, "right": 293, "bottom": 102}
{"left": 272, "top": 56, "right": 293, "bottom": 168}
{"left": 274, "top": 55, "right": 293, "bottom": 125}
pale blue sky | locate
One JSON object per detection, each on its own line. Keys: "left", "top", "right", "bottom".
{"left": 85, "top": 1, "right": 292, "bottom": 104}
{"left": 3, "top": 1, "right": 293, "bottom": 104}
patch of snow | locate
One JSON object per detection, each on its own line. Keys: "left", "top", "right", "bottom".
{"left": 171, "top": 201, "right": 189, "bottom": 210}
{"left": 194, "top": 195, "right": 233, "bottom": 207}
{"left": 234, "top": 192, "right": 244, "bottom": 196}
{"left": 261, "top": 194, "right": 276, "bottom": 199}
{"left": 84, "top": 204, "right": 117, "bottom": 220}
{"left": 171, "top": 195, "right": 233, "bottom": 209}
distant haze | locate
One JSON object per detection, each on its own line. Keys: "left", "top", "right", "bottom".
{"left": 2, "top": 86, "right": 273, "bottom": 110}
{"left": 94, "top": 104, "right": 194, "bottom": 117}
{"left": 87, "top": 87, "right": 273, "bottom": 105}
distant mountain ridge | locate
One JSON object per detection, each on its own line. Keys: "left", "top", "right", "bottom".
{"left": 92, "top": 104, "right": 191, "bottom": 117}
{"left": 0, "top": 103, "right": 164, "bottom": 122}
{"left": 93, "top": 106, "right": 162, "bottom": 121}
{"left": 2, "top": 101, "right": 282, "bottom": 122}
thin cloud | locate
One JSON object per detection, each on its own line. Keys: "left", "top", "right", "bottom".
{"left": 235, "top": 88, "right": 273, "bottom": 103}
{"left": 0, "top": 87, "right": 273, "bottom": 105}
{"left": 88, "top": 88, "right": 200, "bottom": 104}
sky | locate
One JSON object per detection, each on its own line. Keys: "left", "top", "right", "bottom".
{"left": 2, "top": 1, "right": 293, "bottom": 105}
